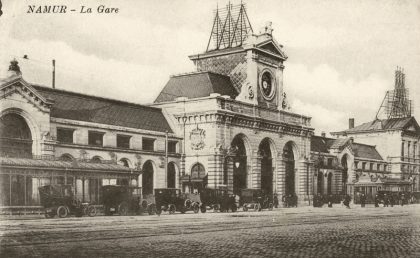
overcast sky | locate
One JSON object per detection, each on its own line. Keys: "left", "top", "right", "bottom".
{"left": 1, "top": 0, "right": 419, "bottom": 135}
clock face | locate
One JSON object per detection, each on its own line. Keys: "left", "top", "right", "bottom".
{"left": 260, "top": 71, "right": 275, "bottom": 99}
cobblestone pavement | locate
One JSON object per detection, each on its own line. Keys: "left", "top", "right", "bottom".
{"left": 1, "top": 205, "right": 419, "bottom": 257}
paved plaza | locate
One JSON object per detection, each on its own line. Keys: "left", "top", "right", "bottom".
{"left": 1, "top": 205, "right": 419, "bottom": 258}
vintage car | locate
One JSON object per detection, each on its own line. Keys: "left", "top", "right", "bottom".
{"left": 241, "top": 189, "right": 273, "bottom": 211}
{"left": 39, "top": 184, "right": 96, "bottom": 218}
{"left": 154, "top": 188, "right": 200, "bottom": 214}
{"left": 101, "top": 185, "right": 156, "bottom": 216}
{"left": 199, "top": 188, "right": 236, "bottom": 213}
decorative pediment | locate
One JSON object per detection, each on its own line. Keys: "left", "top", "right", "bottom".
{"left": 0, "top": 76, "right": 53, "bottom": 113}
{"left": 255, "top": 39, "right": 288, "bottom": 60}
{"left": 403, "top": 118, "right": 420, "bottom": 135}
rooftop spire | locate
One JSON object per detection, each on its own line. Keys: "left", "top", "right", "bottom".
{"left": 206, "top": 2, "right": 253, "bottom": 52}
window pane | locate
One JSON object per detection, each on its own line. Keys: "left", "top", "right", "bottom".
{"left": 88, "top": 131, "right": 104, "bottom": 146}
{"left": 142, "top": 138, "right": 155, "bottom": 151}
{"left": 117, "top": 135, "right": 131, "bottom": 149}
{"left": 57, "top": 128, "right": 74, "bottom": 144}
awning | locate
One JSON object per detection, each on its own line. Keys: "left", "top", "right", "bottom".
{"left": 0, "top": 157, "right": 137, "bottom": 174}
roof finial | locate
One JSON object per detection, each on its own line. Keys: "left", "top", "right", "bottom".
{"left": 7, "top": 59, "right": 22, "bottom": 77}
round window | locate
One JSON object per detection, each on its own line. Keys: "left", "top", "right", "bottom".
{"left": 260, "top": 71, "right": 275, "bottom": 99}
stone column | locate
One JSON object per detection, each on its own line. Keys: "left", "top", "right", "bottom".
{"left": 250, "top": 150, "right": 261, "bottom": 189}
{"left": 207, "top": 154, "right": 223, "bottom": 189}
{"left": 275, "top": 155, "right": 286, "bottom": 206}
{"left": 297, "top": 159, "right": 312, "bottom": 206}
{"left": 226, "top": 158, "right": 234, "bottom": 193}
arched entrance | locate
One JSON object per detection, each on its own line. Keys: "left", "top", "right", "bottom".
{"left": 190, "top": 163, "right": 207, "bottom": 193}
{"left": 0, "top": 113, "right": 32, "bottom": 158}
{"left": 167, "top": 162, "right": 176, "bottom": 188}
{"left": 142, "top": 161, "right": 154, "bottom": 195}
{"left": 341, "top": 155, "right": 349, "bottom": 195}
{"left": 231, "top": 135, "right": 248, "bottom": 195}
{"left": 283, "top": 142, "right": 296, "bottom": 196}
{"left": 259, "top": 138, "right": 274, "bottom": 196}
{"left": 327, "top": 173, "right": 333, "bottom": 194}
{"left": 317, "top": 171, "right": 324, "bottom": 195}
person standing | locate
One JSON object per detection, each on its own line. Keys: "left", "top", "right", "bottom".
{"left": 383, "top": 194, "right": 389, "bottom": 207}
{"left": 273, "top": 194, "right": 279, "bottom": 208}
{"left": 343, "top": 195, "right": 351, "bottom": 209}
{"left": 374, "top": 194, "right": 380, "bottom": 207}
{"left": 360, "top": 193, "right": 366, "bottom": 208}
{"left": 328, "top": 194, "right": 333, "bottom": 208}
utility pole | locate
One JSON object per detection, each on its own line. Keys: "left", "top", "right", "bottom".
{"left": 52, "top": 59, "right": 56, "bottom": 89}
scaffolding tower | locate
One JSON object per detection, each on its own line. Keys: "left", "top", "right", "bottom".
{"left": 206, "top": 2, "right": 253, "bottom": 52}
{"left": 376, "top": 67, "right": 413, "bottom": 119}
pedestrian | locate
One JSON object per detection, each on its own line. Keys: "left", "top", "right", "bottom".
{"left": 328, "top": 194, "right": 333, "bottom": 208}
{"left": 273, "top": 194, "right": 279, "bottom": 208}
{"left": 343, "top": 195, "right": 351, "bottom": 209}
{"left": 383, "top": 194, "right": 389, "bottom": 207}
{"left": 390, "top": 194, "right": 394, "bottom": 207}
{"left": 400, "top": 193, "right": 405, "bottom": 206}
{"left": 282, "top": 195, "right": 287, "bottom": 208}
{"left": 374, "top": 194, "right": 379, "bottom": 207}
{"left": 234, "top": 194, "right": 240, "bottom": 209}
{"left": 360, "top": 193, "right": 366, "bottom": 208}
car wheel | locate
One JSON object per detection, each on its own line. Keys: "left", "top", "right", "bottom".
{"left": 118, "top": 202, "right": 128, "bottom": 216}
{"left": 57, "top": 206, "right": 68, "bottom": 218}
{"left": 193, "top": 203, "right": 199, "bottom": 214}
{"left": 254, "top": 204, "right": 260, "bottom": 211}
{"left": 169, "top": 204, "right": 176, "bottom": 214}
{"left": 87, "top": 206, "right": 97, "bottom": 217}
{"left": 200, "top": 205, "right": 207, "bottom": 213}
{"left": 243, "top": 205, "right": 248, "bottom": 212}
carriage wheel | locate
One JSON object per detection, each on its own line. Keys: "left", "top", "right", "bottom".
{"left": 87, "top": 206, "right": 97, "bottom": 217}
{"left": 193, "top": 203, "right": 199, "bottom": 214}
{"left": 57, "top": 206, "right": 68, "bottom": 218}
{"left": 118, "top": 202, "right": 128, "bottom": 216}
{"left": 169, "top": 204, "right": 176, "bottom": 214}
{"left": 268, "top": 203, "right": 273, "bottom": 211}
{"left": 200, "top": 205, "right": 207, "bottom": 213}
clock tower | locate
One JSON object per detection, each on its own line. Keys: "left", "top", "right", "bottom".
{"left": 189, "top": 4, "right": 287, "bottom": 110}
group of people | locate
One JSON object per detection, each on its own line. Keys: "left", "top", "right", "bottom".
{"left": 282, "top": 194, "right": 298, "bottom": 208}
{"left": 313, "top": 193, "right": 352, "bottom": 208}
{"left": 374, "top": 193, "right": 409, "bottom": 207}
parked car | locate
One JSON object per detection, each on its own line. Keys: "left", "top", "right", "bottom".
{"left": 154, "top": 188, "right": 200, "bottom": 215}
{"left": 199, "top": 188, "right": 229, "bottom": 213}
{"left": 241, "top": 189, "right": 273, "bottom": 211}
{"left": 101, "top": 185, "right": 156, "bottom": 216}
{"left": 39, "top": 184, "right": 96, "bottom": 218}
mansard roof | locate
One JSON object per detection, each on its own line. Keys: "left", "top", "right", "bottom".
{"left": 154, "top": 71, "right": 238, "bottom": 103}
{"left": 311, "top": 135, "right": 383, "bottom": 160}
{"left": 32, "top": 85, "right": 173, "bottom": 133}
{"left": 332, "top": 117, "right": 420, "bottom": 135}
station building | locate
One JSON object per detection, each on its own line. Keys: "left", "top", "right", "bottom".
{"left": 0, "top": 61, "right": 182, "bottom": 212}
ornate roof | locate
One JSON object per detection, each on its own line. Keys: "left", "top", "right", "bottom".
{"left": 154, "top": 71, "right": 238, "bottom": 103}
{"left": 332, "top": 117, "right": 419, "bottom": 135}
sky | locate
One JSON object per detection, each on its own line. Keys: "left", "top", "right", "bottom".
{"left": 1, "top": 0, "right": 419, "bottom": 135}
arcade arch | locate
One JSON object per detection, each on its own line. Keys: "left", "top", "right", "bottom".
{"left": 142, "top": 160, "right": 155, "bottom": 196}
{"left": 283, "top": 141, "right": 298, "bottom": 196}
{"left": 0, "top": 113, "right": 33, "bottom": 158}
{"left": 259, "top": 138, "right": 276, "bottom": 196}
{"left": 231, "top": 134, "right": 250, "bottom": 195}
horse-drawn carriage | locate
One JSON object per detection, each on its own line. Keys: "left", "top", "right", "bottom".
{"left": 241, "top": 189, "right": 273, "bottom": 211}
{"left": 154, "top": 188, "right": 200, "bottom": 214}
{"left": 101, "top": 185, "right": 156, "bottom": 216}
{"left": 39, "top": 184, "right": 97, "bottom": 218}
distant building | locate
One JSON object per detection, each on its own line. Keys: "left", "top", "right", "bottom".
{"left": 331, "top": 68, "right": 420, "bottom": 198}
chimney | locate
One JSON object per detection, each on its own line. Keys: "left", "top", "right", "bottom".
{"left": 349, "top": 118, "right": 355, "bottom": 129}
{"left": 321, "top": 131, "right": 326, "bottom": 138}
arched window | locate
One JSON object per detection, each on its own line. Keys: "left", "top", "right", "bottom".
{"left": 91, "top": 156, "right": 102, "bottom": 163}
{"left": 191, "top": 163, "right": 206, "bottom": 179}
{"left": 60, "top": 154, "right": 74, "bottom": 162}
{"left": 0, "top": 113, "right": 32, "bottom": 158}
